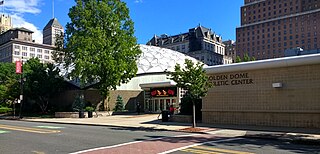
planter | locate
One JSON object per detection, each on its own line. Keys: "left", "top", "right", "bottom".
{"left": 87, "top": 111, "right": 93, "bottom": 118}
{"left": 79, "top": 111, "right": 85, "bottom": 118}
{"left": 171, "top": 115, "right": 192, "bottom": 123}
{"left": 55, "top": 112, "right": 79, "bottom": 118}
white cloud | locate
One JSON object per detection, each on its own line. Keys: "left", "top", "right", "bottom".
{"left": 4, "top": 0, "right": 42, "bottom": 14}
{"left": 11, "top": 14, "right": 43, "bottom": 43}
{"left": 134, "top": 0, "right": 143, "bottom": 3}
{"left": 4, "top": 0, "right": 43, "bottom": 43}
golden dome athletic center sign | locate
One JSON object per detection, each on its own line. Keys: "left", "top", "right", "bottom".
{"left": 208, "top": 73, "right": 253, "bottom": 86}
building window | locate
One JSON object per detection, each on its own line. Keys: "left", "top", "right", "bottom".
{"left": 44, "top": 50, "right": 50, "bottom": 54}
{"left": 14, "top": 51, "right": 20, "bottom": 55}
{"left": 14, "top": 45, "right": 20, "bottom": 49}
{"left": 37, "top": 55, "right": 42, "bottom": 59}
{"left": 30, "top": 53, "right": 35, "bottom": 57}
{"left": 30, "top": 48, "right": 35, "bottom": 52}
{"left": 44, "top": 55, "right": 50, "bottom": 59}
{"left": 22, "top": 46, "right": 28, "bottom": 51}
{"left": 22, "top": 52, "right": 27, "bottom": 57}
{"left": 37, "top": 49, "right": 42, "bottom": 53}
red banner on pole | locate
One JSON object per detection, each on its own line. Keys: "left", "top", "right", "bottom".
{"left": 16, "top": 60, "right": 22, "bottom": 74}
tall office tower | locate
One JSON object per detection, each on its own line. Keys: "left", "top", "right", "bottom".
{"left": 43, "top": 18, "right": 64, "bottom": 46}
{"left": 147, "top": 25, "right": 230, "bottom": 66}
{"left": 0, "top": 14, "right": 12, "bottom": 34}
{"left": 236, "top": 0, "right": 320, "bottom": 60}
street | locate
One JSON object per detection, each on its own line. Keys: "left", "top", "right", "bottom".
{"left": 0, "top": 120, "right": 319, "bottom": 154}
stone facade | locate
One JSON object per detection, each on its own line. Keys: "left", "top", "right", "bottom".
{"left": 203, "top": 55, "right": 320, "bottom": 128}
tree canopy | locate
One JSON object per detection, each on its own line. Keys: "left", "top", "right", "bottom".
{"left": 167, "top": 59, "right": 212, "bottom": 127}
{"left": 236, "top": 53, "right": 256, "bottom": 63}
{"left": 0, "top": 63, "right": 20, "bottom": 106}
{"left": 54, "top": 0, "right": 141, "bottom": 110}
{"left": 23, "top": 58, "right": 64, "bottom": 113}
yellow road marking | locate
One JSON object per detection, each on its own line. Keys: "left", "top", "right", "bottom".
{"left": 0, "top": 124, "right": 60, "bottom": 134}
{"left": 32, "top": 151, "right": 46, "bottom": 154}
{"left": 193, "top": 146, "right": 255, "bottom": 154}
{"left": 181, "top": 148, "right": 223, "bottom": 154}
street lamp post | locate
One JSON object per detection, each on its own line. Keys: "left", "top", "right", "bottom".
{"left": 15, "top": 59, "right": 24, "bottom": 119}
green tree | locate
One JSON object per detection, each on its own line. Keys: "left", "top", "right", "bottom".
{"left": 236, "top": 53, "right": 256, "bottom": 63}
{"left": 24, "top": 58, "right": 64, "bottom": 113}
{"left": 167, "top": 59, "right": 213, "bottom": 128}
{"left": 243, "top": 53, "right": 251, "bottom": 62}
{"left": 0, "top": 63, "right": 20, "bottom": 106}
{"left": 235, "top": 56, "right": 242, "bottom": 63}
{"left": 114, "top": 95, "right": 124, "bottom": 111}
{"left": 53, "top": 0, "right": 141, "bottom": 110}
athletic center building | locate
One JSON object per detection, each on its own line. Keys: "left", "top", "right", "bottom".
{"left": 55, "top": 45, "right": 320, "bottom": 128}
{"left": 203, "top": 53, "right": 320, "bottom": 128}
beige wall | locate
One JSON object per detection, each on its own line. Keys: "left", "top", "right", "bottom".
{"left": 203, "top": 64, "right": 320, "bottom": 128}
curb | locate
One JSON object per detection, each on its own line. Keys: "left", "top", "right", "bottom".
{"left": 18, "top": 119, "right": 211, "bottom": 134}
{"left": 244, "top": 133, "right": 320, "bottom": 145}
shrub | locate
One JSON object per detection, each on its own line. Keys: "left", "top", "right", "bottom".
{"left": 72, "top": 94, "right": 85, "bottom": 112}
{"left": 114, "top": 95, "right": 124, "bottom": 112}
{"left": 85, "top": 106, "right": 94, "bottom": 112}
{"left": 0, "top": 106, "right": 12, "bottom": 114}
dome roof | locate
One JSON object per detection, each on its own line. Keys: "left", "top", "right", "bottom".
{"left": 137, "top": 45, "right": 202, "bottom": 74}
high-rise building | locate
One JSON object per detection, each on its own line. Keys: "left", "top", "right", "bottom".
{"left": 223, "top": 40, "right": 237, "bottom": 63}
{"left": 0, "top": 27, "right": 55, "bottom": 63}
{"left": 236, "top": 0, "right": 320, "bottom": 60}
{"left": 43, "top": 18, "right": 64, "bottom": 46}
{"left": 147, "top": 25, "right": 230, "bottom": 66}
{"left": 0, "top": 18, "right": 64, "bottom": 63}
{"left": 0, "top": 14, "right": 12, "bottom": 34}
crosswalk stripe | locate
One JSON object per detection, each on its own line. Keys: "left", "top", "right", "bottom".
{"left": 193, "top": 146, "right": 255, "bottom": 154}
{"left": 0, "top": 124, "right": 60, "bottom": 134}
{"left": 36, "top": 126, "right": 64, "bottom": 129}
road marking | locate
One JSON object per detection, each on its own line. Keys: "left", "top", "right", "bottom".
{"left": 192, "top": 146, "right": 255, "bottom": 154}
{"left": 0, "top": 124, "right": 61, "bottom": 134}
{"left": 181, "top": 148, "right": 222, "bottom": 154}
{"left": 159, "top": 138, "right": 243, "bottom": 154}
{"left": 70, "top": 133, "right": 205, "bottom": 154}
{"left": 32, "top": 151, "right": 46, "bottom": 154}
{"left": 0, "top": 130, "right": 9, "bottom": 134}
{"left": 35, "top": 126, "right": 64, "bottom": 129}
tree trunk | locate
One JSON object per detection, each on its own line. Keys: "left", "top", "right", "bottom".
{"left": 192, "top": 100, "right": 196, "bottom": 128}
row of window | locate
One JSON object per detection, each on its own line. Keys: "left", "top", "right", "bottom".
{"left": 14, "top": 45, "right": 51, "bottom": 54}
{"left": 12, "top": 51, "right": 51, "bottom": 60}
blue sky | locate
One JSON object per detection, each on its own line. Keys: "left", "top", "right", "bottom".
{"left": 4, "top": 0, "right": 243, "bottom": 44}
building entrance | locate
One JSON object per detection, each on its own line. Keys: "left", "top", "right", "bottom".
{"left": 146, "top": 98, "right": 177, "bottom": 113}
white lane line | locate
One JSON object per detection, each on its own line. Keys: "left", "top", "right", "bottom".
{"left": 159, "top": 138, "right": 243, "bottom": 154}
{"left": 70, "top": 133, "right": 204, "bottom": 154}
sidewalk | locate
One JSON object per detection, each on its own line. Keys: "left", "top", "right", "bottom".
{"left": 3, "top": 114, "right": 320, "bottom": 145}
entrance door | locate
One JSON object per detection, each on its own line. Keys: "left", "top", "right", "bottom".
{"left": 145, "top": 98, "right": 178, "bottom": 113}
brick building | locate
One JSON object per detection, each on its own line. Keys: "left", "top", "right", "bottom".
{"left": 236, "top": 0, "right": 320, "bottom": 60}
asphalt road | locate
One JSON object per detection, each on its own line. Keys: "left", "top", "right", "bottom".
{"left": 172, "top": 137, "right": 320, "bottom": 154}
{"left": 1, "top": 120, "right": 319, "bottom": 154}
{"left": 0, "top": 120, "right": 187, "bottom": 154}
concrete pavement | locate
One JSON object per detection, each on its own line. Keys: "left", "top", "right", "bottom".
{"left": 3, "top": 113, "right": 320, "bottom": 145}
